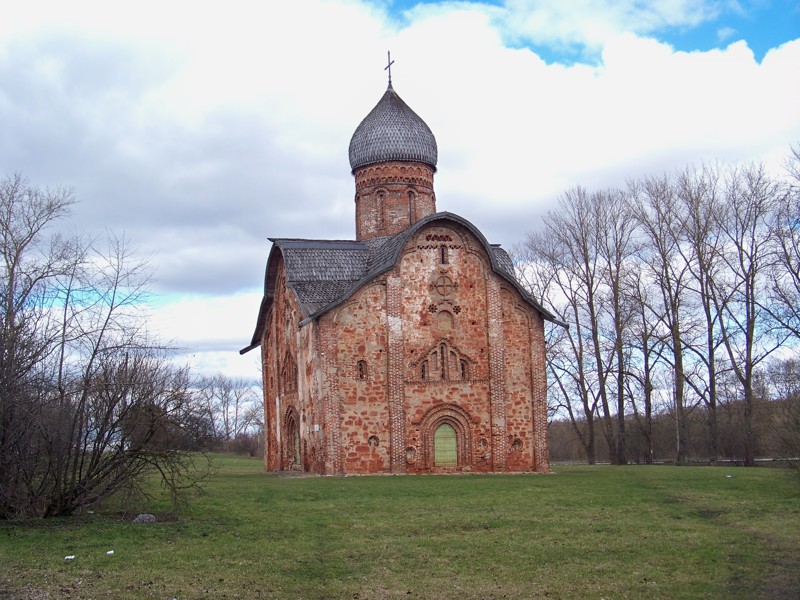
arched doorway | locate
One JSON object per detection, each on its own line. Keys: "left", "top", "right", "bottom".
{"left": 434, "top": 423, "right": 457, "bottom": 466}
{"left": 419, "top": 403, "right": 473, "bottom": 471}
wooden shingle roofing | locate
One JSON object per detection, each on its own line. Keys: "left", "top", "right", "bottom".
{"left": 348, "top": 82, "right": 438, "bottom": 173}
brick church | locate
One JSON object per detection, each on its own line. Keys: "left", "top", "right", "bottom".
{"left": 242, "top": 70, "right": 557, "bottom": 474}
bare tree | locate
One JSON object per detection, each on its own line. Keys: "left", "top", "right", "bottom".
{"left": 764, "top": 358, "right": 800, "bottom": 476}
{"left": 195, "top": 374, "right": 260, "bottom": 445}
{"left": 712, "top": 163, "right": 784, "bottom": 466}
{"left": 767, "top": 145, "right": 800, "bottom": 342}
{"left": 676, "top": 165, "right": 726, "bottom": 463}
{"left": 517, "top": 224, "right": 600, "bottom": 464}
{"left": 595, "top": 188, "right": 638, "bottom": 464}
{"left": 0, "top": 175, "right": 206, "bottom": 518}
{"left": 519, "top": 187, "right": 631, "bottom": 463}
{"left": 629, "top": 174, "right": 696, "bottom": 464}
{"left": 522, "top": 150, "right": 799, "bottom": 466}
{"left": 624, "top": 267, "right": 663, "bottom": 464}
{"left": 0, "top": 174, "right": 76, "bottom": 517}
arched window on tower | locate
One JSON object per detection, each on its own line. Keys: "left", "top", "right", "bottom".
{"left": 408, "top": 190, "right": 415, "bottom": 224}
{"left": 440, "top": 244, "right": 448, "bottom": 264}
{"left": 377, "top": 191, "right": 385, "bottom": 229}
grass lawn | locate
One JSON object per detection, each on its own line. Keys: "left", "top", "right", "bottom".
{"left": 1, "top": 456, "right": 798, "bottom": 599}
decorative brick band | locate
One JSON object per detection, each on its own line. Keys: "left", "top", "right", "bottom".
{"left": 530, "top": 312, "right": 550, "bottom": 472}
{"left": 486, "top": 276, "right": 507, "bottom": 470}
{"left": 354, "top": 161, "right": 434, "bottom": 192}
{"left": 386, "top": 273, "right": 407, "bottom": 473}
{"left": 318, "top": 318, "right": 343, "bottom": 474}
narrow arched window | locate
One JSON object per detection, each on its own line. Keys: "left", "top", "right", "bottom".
{"left": 460, "top": 360, "right": 469, "bottom": 380}
{"left": 440, "top": 244, "right": 448, "bottom": 264}
{"left": 408, "top": 190, "right": 415, "bottom": 224}
{"left": 421, "top": 360, "right": 429, "bottom": 380}
{"left": 281, "top": 353, "right": 298, "bottom": 393}
{"left": 357, "top": 360, "right": 368, "bottom": 380}
{"left": 377, "top": 191, "right": 385, "bottom": 229}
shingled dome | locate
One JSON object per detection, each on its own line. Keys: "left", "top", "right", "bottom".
{"left": 348, "top": 83, "right": 438, "bottom": 172}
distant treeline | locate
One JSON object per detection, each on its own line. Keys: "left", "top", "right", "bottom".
{"left": 549, "top": 387, "right": 799, "bottom": 465}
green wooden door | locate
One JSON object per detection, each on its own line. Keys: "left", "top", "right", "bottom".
{"left": 434, "top": 423, "right": 457, "bottom": 466}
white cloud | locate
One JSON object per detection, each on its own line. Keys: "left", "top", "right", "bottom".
{"left": 498, "top": 0, "right": 721, "bottom": 52}
{"left": 148, "top": 292, "right": 263, "bottom": 379}
{"left": 717, "top": 26, "right": 738, "bottom": 42}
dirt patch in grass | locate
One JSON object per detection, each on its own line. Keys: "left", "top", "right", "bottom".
{"left": 749, "top": 533, "right": 800, "bottom": 599}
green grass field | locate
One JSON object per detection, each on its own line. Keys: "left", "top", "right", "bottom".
{"left": 1, "top": 456, "right": 798, "bottom": 599}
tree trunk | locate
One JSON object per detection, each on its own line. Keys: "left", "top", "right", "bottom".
{"left": 743, "top": 377, "right": 756, "bottom": 467}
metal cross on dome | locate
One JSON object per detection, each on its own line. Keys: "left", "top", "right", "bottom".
{"left": 385, "top": 51, "right": 395, "bottom": 85}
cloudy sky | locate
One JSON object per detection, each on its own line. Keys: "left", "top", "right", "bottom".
{"left": 2, "top": 0, "right": 798, "bottom": 379}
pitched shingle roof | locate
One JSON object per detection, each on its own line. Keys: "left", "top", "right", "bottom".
{"left": 272, "top": 239, "right": 370, "bottom": 315}
{"left": 241, "top": 213, "right": 558, "bottom": 353}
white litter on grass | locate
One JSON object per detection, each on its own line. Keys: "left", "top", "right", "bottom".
{"left": 106, "top": 550, "right": 114, "bottom": 555}
{"left": 726, "top": 475, "right": 733, "bottom": 478}
{"left": 64, "top": 555, "right": 75, "bottom": 561}
{"left": 132, "top": 513, "right": 156, "bottom": 524}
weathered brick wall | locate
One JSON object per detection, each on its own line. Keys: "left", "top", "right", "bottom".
{"left": 501, "top": 288, "right": 535, "bottom": 471}
{"left": 397, "top": 224, "right": 495, "bottom": 473}
{"left": 386, "top": 272, "right": 407, "bottom": 472}
{"left": 298, "top": 318, "right": 324, "bottom": 473}
{"left": 261, "top": 255, "right": 327, "bottom": 473}
{"left": 261, "top": 257, "right": 302, "bottom": 471}
{"left": 316, "top": 315, "right": 342, "bottom": 474}
{"left": 332, "top": 282, "right": 391, "bottom": 474}
{"left": 354, "top": 161, "right": 436, "bottom": 240}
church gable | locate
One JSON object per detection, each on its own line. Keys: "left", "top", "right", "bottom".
{"left": 398, "top": 222, "right": 491, "bottom": 379}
